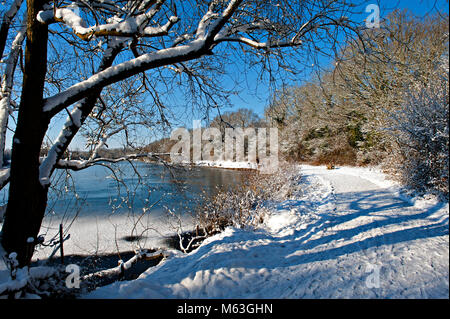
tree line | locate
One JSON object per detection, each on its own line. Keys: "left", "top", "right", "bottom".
{"left": 265, "top": 10, "right": 449, "bottom": 198}
{"left": 0, "top": 0, "right": 359, "bottom": 266}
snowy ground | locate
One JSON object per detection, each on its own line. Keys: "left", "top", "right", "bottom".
{"left": 1, "top": 210, "right": 194, "bottom": 265}
{"left": 34, "top": 211, "right": 195, "bottom": 260}
{"left": 85, "top": 165, "right": 449, "bottom": 298}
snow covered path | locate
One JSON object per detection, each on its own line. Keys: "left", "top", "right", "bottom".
{"left": 87, "top": 165, "right": 449, "bottom": 299}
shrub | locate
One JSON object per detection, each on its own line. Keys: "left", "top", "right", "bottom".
{"left": 389, "top": 73, "right": 449, "bottom": 198}
{"left": 194, "top": 165, "right": 300, "bottom": 236}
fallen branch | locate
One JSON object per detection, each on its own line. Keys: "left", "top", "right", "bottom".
{"left": 81, "top": 249, "right": 166, "bottom": 283}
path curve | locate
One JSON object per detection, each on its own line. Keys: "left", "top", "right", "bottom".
{"left": 87, "top": 165, "right": 449, "bottom": 299}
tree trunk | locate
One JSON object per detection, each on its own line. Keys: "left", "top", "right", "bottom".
{"left": 0, "top": 101, "right": 8, "bottom": 167}
{"left": 0, "top": 0, "right": 23, "bottom": 61}
{"left": 1, "top": 0, "right": 49, "bottom": 267}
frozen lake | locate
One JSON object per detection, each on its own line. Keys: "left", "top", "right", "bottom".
{"left": 45, "top": 162, "right": 249, "bottom": 218}
{"left": 0, "top": 162, "right": 251, "bottom": 256}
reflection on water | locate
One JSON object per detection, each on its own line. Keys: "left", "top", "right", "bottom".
{"left": 43, "top": 162, "right": 250, "bottom": 220}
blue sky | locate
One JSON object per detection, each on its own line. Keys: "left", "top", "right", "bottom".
{"left": 223, "top": 0, "right": 449, "bottom": 116}
{"left": 4, "top": 0, "right": 449, "bottom": 150}
{"left": 173, "top": 0, "right": 450, "bottom": 126}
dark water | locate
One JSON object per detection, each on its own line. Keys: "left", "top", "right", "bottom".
{"left": 42, "top": 162, "right": 250, "bottom": 219}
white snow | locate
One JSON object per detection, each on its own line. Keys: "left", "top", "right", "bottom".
{"left": 29, "top": 211, "right": 195, "bottom": 261}
{"left": 37, "top": 6, "right": 177, "bottom": 39}
{"left": 85, "top": 165, "right": 449, "bottom": 299}
{"left": 39, "top": 105, "right": 84, "bottom": 185}
{"left": 1, "top": 164, "right": 448, "bottom": 298}
{"left": 0, "top": 168, "right": 10, "bottom": 187}
{"left": 0, "top": 262, "right": 57, "bottom": 297}
{"left": 193, "top": 160, "right": 258, "bottom": 170}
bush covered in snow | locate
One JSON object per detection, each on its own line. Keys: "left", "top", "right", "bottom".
{"left": 389, "top": 73, "right": 449, "bottom": 199}
{"left": 0, "top": 252, "right": 79, "bottom": 299}
{"left": 194, "top": 165, "right": 300, "bottom": 239}
{"left": 163, "top": 166, "right": 300, "bottom": 253}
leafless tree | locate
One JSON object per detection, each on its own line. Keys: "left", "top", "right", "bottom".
{"left": 0, "top": 0, "right": 361, "bottom": 266}
{"left": 266, "top": 10, "right": 448, "bottom": 165}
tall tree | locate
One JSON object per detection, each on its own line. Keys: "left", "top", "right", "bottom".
{"left": 0, "top": 0, "right": 359, "bottom": 266}
{"left": 266, "top": 10, "right": 449, "bottom": 165}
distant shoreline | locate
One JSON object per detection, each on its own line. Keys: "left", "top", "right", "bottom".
{"left": 178, "top": 160, "right": 259, "bottom": 171}
{"left": 136, "top": 157, "right": 260, "bottom": 171}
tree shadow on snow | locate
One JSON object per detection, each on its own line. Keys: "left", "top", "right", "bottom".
{"left": 145, "top": 187, "right": 448, "bottom": 283}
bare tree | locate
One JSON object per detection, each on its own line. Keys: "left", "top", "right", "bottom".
{"left": 0, "top": 0, "right": 359, "bottom": 266}
{"left": 266, "top": 10, "right": 449, "bottom": 165}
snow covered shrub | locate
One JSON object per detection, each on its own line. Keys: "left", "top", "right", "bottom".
{"left": 390, "top": 73, "right": 449, "bottom": 198}
{"left": 195, "top": 165, "right": 299, "bottom": 236}
{"left": 0, "top": 258, "right": 79, "bottom": 299}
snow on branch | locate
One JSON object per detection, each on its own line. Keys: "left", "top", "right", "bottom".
{"left": 214, "top": 36, "right": 302, "bottom": 49}
{"left": 195, "top": 4, "right": 219, "bottom": 39}
{"left": 0, "top": 19, "right": 26, "bottom": 167}
{"left": 0, "top": 0, "right": 23, "bottom": 61}
{"left": 52, "top": 153, "right": 170, "bottom": 170}
{"left": 39, "top": 152, "right": 170, "bottom": 186}
{"left": 37, "top": 2, "right": 178, "bottom": 40}
{"left": 81, "top": 249, "right": 168, "bottom": 283}
{"left": 1, "top": 24, "right": 26, "bottom": 96}
{"left": 43, "top": 39, "right": 207, "bottom": 114}
{"left": 43, "top": 0, "right": 243, "bottom": 116}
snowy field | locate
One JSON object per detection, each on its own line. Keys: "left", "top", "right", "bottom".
{"left": 84, "top": 165, "right": 449, "bottom": 298}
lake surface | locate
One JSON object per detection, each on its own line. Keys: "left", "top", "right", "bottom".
{"left": 0, "top": 162, "right": 252, "bottom": 256}
{"left": 43, "top": 162, "right": 250, "bottom": 220}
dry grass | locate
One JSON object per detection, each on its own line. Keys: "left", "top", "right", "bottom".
{"left": 311, "top": 145, "right": 357, "bottom": 167}
{"left": 193, "top": 165, "right": 299, "bottom": 237}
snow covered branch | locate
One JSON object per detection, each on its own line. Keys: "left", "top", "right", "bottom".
{"left": 43, "top": 0, "right": 243, "bottom": 117}
{"left": 0, "top": 0, "right": 23, "bottom": 59}
{"left": 51, "top": 152, "right": 170, "bottom": 171}
{"left": 0, "top": 167, "right": 9, "bottom": 190}
{"left": 81, "top": 249, "right": 166, "bottom": 283}
{"left": 214, "top": 36, "right": 303, "bottom": 50}
{"left": 0, "top": 22, "right": 26, "bottom": 167}
{"left": 38, "top": 40, "right": 125, "bottom": 184}
{"left": 38, "top": 6, "right": 179, "bottom": 40}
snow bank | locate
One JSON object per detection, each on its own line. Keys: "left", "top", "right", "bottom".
{"left": 86, "top": 165, "right": 448, "bottom": 299}
{"left": 193, "top": 160, "right": 258, "bottom": 170}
